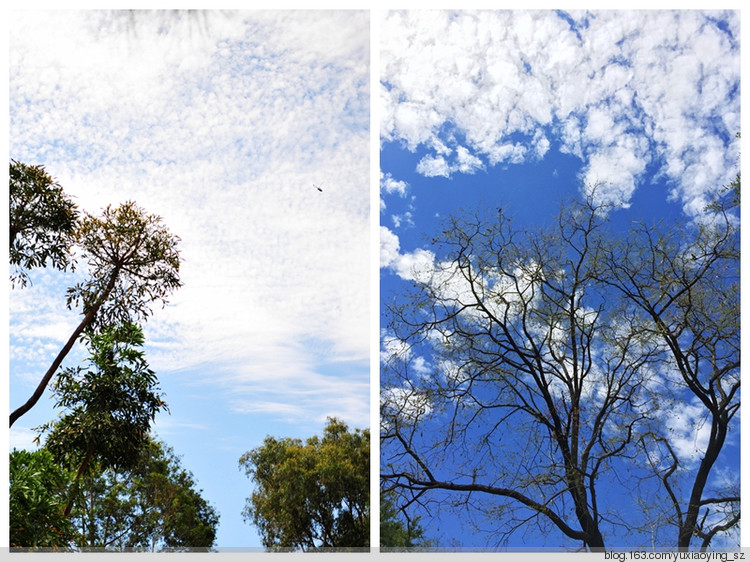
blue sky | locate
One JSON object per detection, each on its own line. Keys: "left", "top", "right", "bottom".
{"left": 6, "top": 10, "right": 369, "bottom": 549}
{"left": 379, "top": 9, "right": 740, "bottom": 549}
{"left": 2, "top": 5, "right": 745, "bottom": 553}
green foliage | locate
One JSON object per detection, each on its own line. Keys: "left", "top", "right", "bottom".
{"left": 9, "top": 159, "right": 78, "bottom": 288}
{"left": 9, "top": 448, "right": 77, "bottom": 550}
{"left": 39, "top": 323, "right": 168, "bottom": 476}
{"left": 239, "top": 418, "right": 369, "bottom": 551}
{"left": 380, "top": 490, "right": 431, "bottom": 549}
{"left": 66, "top": 201, "right": 182, "bottom": 330}
{"left": 71, "top": 438, "right": 219, "bottom": 551}
{"left": 11, "top": 198, "right": 182, "bottom": 427}
{"left": 9, "top": 440, "right": 219, "bottom": 552}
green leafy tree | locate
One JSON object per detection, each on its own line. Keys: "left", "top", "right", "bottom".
{"left": 9, "top": 448, "right": 77, "bottom": 550}
{"left": 11, "top": 201, "right": 182, "bottom": 427}
{"left": 70, "top": 438, "right": 219, "bottom": 551}
{"left": 380, "top": 490, "right": 431, "bottom": 549}
{"left": 9, "top": 160, "right": 79, "bottom": 288}
{"left": 10, "top": 440, "right": 219, "bottom": 552}
{"left": 239, "top": 417, "right": 369, "bottom": 551}
{"left": 37, "top": 322, "right": 168, "bottom": 517}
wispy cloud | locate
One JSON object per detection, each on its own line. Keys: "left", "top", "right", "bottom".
{"left": 10, "top": 10, "right": 370, "bottom": 429}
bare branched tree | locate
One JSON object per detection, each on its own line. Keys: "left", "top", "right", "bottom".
{"left": 382, "top": 182, "right": 739, "bottom": 550}
{"left": 382, "top": 193, "right": 664, "bottom": 551}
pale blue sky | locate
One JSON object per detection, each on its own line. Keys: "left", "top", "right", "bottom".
{"left": 6, "top": 9, "right": 370, "bottom": 549}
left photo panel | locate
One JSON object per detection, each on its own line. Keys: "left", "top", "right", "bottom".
{"left": 8, "top": 10, "right": 370, "bottom": 551}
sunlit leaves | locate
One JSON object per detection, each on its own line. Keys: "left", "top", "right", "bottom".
{"left": 65, "top": 201, "right": 182, "bottom": 329}
{"left": 239, "top": 418, "right": 369, "bottom": 551}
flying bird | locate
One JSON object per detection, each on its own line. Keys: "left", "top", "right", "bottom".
{"left": 314, "top": 183, "right": 323, "bottom": 192}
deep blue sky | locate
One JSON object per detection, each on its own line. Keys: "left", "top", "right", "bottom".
{"left": 379, "top": 9, "right": 740, "bottom": 549}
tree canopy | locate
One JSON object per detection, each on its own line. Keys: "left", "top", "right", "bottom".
{"left": 69, "top": 438, "right": 219, "bottom": 551}
{"left": 10, "top": 200, "right": 182, "bottom": 427}
{"left": 239, "top": 418, "right": 370, "bottom": 551}
{"left": 10, "top": 438, "right": 219, "bottom": 552}
{"left": 381, "top": 183, "right": 739, "bottom": 550}
{"left": 9, "top": 159, "right": 78, "bottom": 288}
{"left": 39, "top": 323, "right": 168, "bottom": 484}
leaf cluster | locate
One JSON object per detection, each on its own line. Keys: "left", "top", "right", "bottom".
{"left": 66, "top": 201, "right": 182, "bottom": 329}
{"left": 9, "top": 448, "right": 78, "bottom": 550}
{"left": 239, "top": 418, "right": 370, "bottom": 551}
{"left": 39, "top": 323, "right": 168, "bottom": 474}
{"left": 9, "top": 160, "right": 79, "bottom": 288}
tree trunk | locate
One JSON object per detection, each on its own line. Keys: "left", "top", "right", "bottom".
{"left": 9, "top": 269, "right": 119, "bottom": 427}
{"left": 678, "top": 417, "right": 727, "bottom": 549}
{"left": 64, "top": 441, "right": 96, "bottom": 519}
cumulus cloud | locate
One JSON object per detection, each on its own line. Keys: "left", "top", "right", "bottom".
{"left": 380, "top": 172, "right": 416, "bottom": 228}
{"left": 380, "top": 226, "right": 437, "bottom": 282}
{"left": 416, "top": 145, "right": 484, "bottom": 177}
{"left": 381, "top": 171, "right": 409, "bottom": 198}
{"left": 381, "top": 10, "right": 740, "bottom": 215}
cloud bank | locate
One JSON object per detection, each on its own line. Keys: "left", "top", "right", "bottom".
{"left": 381, "top": 10, "right": 740, "bottom": 214}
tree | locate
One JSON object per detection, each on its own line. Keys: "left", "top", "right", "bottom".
{"left": 239, "top": 418, "right": 369, "bottom": 551}
{"left": 381, "top": 186, "right": 739, "bottom": 550}
{"left": 10, "top": 201, "right": 182, "bottom": 427}
{"left": 595, "top": 177, "right": 740, "bottom": 549}
{"left": 382, "top": 197, "right": 650, "bottom": 551}
{"left": 37, "top": 322, "right": 168, "bottom": 518}
{"left": 380, "top": 489, "right": 431, "bottom": 549}
{"left": 9, "top": 448, "right": 78, "bottom": 550}
{"left": 69, "top": 438, "right": 219, "bottom": 551}
{"left": 9, "top": 440, "right": 219, "bottom": 552}
{"left": 9, "top": 159, "right": 78, "bottom": 288}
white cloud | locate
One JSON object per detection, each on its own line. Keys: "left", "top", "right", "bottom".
{"left": 416, "top": 146, "right": 484, "bottom": 177}
{"left": 381, "top": 385, "right": 432, "bottom": 423}
{"left": 9, "top": 427, "right": 41, "bottom": 452}
{"left": 416, "top": 155, "right": 451, "bottom": 178}
{"left": 380, "top": 226, "right": 437, "bottom": 282}
{"left": 381, "top": 10, "right": 740, "bottom": 215}
{"left": 659, "top": 399, "right": 713, "bottom": 465}
{"left": 380, "top": 329, "right": 412, "bottom": 365}
{"left": 381, "top": 171, "right": 409, "bottom": 198}
{"left": 9, "top": 11, "right": 370, "bottom": 431}
{"left": 380, "top": 226, "right": 402, "bottom": 269}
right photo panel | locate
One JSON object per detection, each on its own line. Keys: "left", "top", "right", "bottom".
{"left": 379, "top": 10, "right": 740, "bottom": 552}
